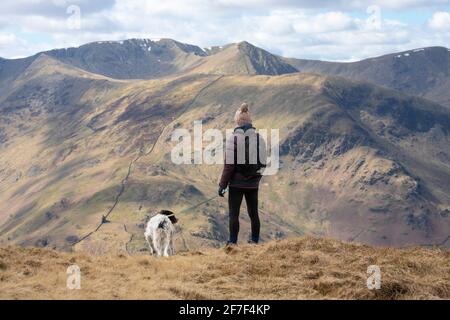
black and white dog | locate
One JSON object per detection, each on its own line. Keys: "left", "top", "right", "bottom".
{"left": 144, "top": 210, "right": 178, "bottom": 257}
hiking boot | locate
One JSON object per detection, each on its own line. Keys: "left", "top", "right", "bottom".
{"left": 247, "top": 239, "right": 258, "bottom": 245}
{"left": 224, "top": 241, "right": 237, "bottom": 254}
{"left": 225, "top": 241, "right": 237, "bottom": 247}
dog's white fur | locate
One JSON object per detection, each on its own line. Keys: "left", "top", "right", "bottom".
{"left": 144, "top": 213, "right": 175, "bottom": 257}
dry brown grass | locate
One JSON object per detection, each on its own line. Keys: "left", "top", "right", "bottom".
{"left": 0, "top": 236, "right": 449, "bottom": 300}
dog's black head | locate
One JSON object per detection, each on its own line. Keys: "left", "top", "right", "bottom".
{"left": 159, "top": 210, "right": 178, "bottom": 224}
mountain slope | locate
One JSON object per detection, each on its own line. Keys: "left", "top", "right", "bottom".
{"left": 0, "top": 39, "right": 298, "bottom": 84}
{"left": 45, "top": 38, "right": 207, "bottom": 79}
{"left": 286, "top": 46, "right": 450, "bottom": 108}
{"left": 159, "top": 73, "right": 450, "bottom": 247}
{"left": 6, "top": 40, "right": 450, "bottom": 109}
{"left": 190, "top": 41, "right": 298, "bottom": 75}
{"left": 0, "top": 53, "right": 449, "bottom": 252}
{"left": 1, "top": 237, "right": 449, "bottom": 299}
{"left": 0, "top": 55, "right": 37, "bottom": 96}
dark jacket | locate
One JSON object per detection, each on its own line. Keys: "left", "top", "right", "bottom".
{"left": 219, "top": 123, "right": 265, "bottom": 189}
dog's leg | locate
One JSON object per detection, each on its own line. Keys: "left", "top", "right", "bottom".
{"left": 163, "top": 234, "right": 171, "bottom": 257}
{"left": 154, "top": 232, "right": 163, "bottom": 257}
{"left": 145, "top": 234, "right": 154, "bottom": 255}
{"left": 169, "top": 235, "right": 175, "bottom": 256}
{"left": 163, "top": 242, "right": 169, "bottom": 257}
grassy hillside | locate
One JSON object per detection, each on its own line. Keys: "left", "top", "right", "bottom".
{"left": 0, "top": 237, "right": 449, "bottom": 299}
{"left": 190, "top": 41, "right": 298, "bottom": 75}
{"left": 0, "top": 55, "right": 449, "bottom": 252}
{"left": 286, "top": 46, "right": 450, "bottom": 109}
{"left": 45, "top": 39, "right": 207, "bottom": 79}
{"left": 3, "top": 41, "right": 450, "bottom": 107}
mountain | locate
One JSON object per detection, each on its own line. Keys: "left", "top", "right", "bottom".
{"left": 190, "top": 41, "right": 298, "bottom": 75}
{"left": 45, "top": 38, "right": 208, "bottom": 79}
{"left": 0, "top": 39, "right": 449, "bottom": 253}
{"left": 3, "top": 42, "right": 449, "bottom": 101}
{"left": 0, "top": 38, "right": 207, "bottom": 85}
{"left": 1, "top": 236, "right": 449, "bottom": 299}
{"left": 285, "top": 46, "right": 450, "bottom": 108}
{"left": 0, "top": 39, "right": 297, "bottom": 84}
{"left": 0, "top": 55, "right": 37, "bottom": 95}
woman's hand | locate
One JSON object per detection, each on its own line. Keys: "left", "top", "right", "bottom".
{"left": 218, "top": 186, "right": 227, "bottom": 197}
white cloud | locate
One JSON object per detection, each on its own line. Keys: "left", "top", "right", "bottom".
{"left": 1, "top": 0, "right": 114, "bottom": 16}
{"left": 295, "top": 11, "right": 356, "bottom": 33}
{"left": 159, "top": 0, "right": 449, "bottom": 10}
{"left": 0, "top": 32, "right": 53, "bottom": 59}
{"left": 0, "top": 0, "right": 449, "bottom": 60}
{"left": 0, "top": 33, "right": 18, "bottom": 47}
{"left": 428, "top": 11, "right": 450, "bottom": 30}
{"left": 369, "top": 0, "right": 449, "bottom": 10}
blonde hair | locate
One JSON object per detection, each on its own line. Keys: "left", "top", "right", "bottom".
{"left": 234, "top": 103, "right": 252, "bottom": 126}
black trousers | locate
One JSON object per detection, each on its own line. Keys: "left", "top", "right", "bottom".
{"left": 228, "top": 187, "right": 260, "bottom": 243}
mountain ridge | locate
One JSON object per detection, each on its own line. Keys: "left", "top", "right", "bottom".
{"left": 2, "top": 39, "right": 450, "bottom": 108}
{"left": 286, "top": 46, "right": 450, "bottom": 108}
{"left": 0, "top": 39, "right": 449, "bottom": 252}
{"left": 1, "top": 65, "right": 449, "bottom": 250}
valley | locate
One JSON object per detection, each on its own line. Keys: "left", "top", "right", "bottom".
{"left": 0, "top": 39, "right": 449, "bottom": 253}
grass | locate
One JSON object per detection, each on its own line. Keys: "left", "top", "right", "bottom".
{"left": 0, "top": 236, "right": 449, "bottom": 300}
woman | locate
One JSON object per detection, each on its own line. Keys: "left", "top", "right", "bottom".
{"left": 218, "top": 103, "right": 265, "bottom": 245}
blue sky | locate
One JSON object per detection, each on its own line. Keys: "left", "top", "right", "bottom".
{"left": 0, "top": 0, "right": 449, "bottom": 61}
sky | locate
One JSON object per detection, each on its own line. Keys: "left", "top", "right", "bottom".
{"left": 0, "top": 0, "right": 449, "bottom": 61}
